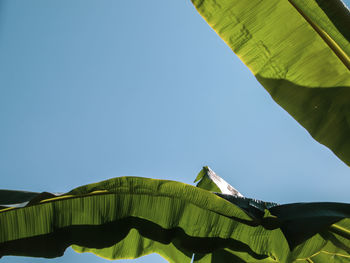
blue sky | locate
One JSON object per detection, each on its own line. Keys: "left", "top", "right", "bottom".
{"left": 1, "top": 1, "right": 349, "bottom": 262}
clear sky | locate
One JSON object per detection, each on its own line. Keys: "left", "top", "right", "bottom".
{"left": 1, "top": 1, "right": 349, "bottom": 262}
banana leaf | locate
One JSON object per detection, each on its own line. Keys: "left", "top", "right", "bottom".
{"left": 191, "top": 0, "right": 350, "bottom": 166}
{"left": 1, "top": 174, "right": 350, "bottom": 263}
{"left": 194, "top": 166, "right": 244, "bottom": 196}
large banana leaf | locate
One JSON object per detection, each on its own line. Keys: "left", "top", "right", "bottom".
{"left": 191, "top": 0, "right": 350, "bottom": 166}
{"left": 1, "top": 173, "right": 350, "bottom": 263}
{"left": 2, "top": 1, "right": 350, "bottom": 262}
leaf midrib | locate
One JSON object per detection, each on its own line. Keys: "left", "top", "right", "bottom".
{"left": 288, "top": 0, "right": 350, "bottom": 70}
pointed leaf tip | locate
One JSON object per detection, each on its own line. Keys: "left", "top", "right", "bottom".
{"left": 194, "top": 167, "right": 243, "bottom": 197}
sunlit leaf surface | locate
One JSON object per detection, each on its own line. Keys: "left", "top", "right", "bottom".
{"left": 191, "top": 0, "right": 350, "bottom": 166}
{"left": 1, "top": 175, "right": 350, "bottom": 263}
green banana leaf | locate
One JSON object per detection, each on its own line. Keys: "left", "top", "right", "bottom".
{"left": 2, "top": 1, "right": 350, "bottom": 262}
{"left": 1, "top": 174, "right": 350, "bottom": 263}
{"left": 194, "top": 166, "right": 244, "bottom": 196}
{"left": 191, "top": 0, "right": 350, "bottom": 166}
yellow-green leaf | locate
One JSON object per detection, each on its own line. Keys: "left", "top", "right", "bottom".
{"left": 1, "top": 176, "right": 350, "bottom": 263}
{"left": 191, "top": 0, "right": 350, "bottom": 165}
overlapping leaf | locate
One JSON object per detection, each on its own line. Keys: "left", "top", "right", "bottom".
{"left": 194, "top": 167, "right": 350, "bottom": 262}
{"left": 1, "top": 3, "right": 350, "bottom": 262}
{"left": 1, "top": 175, "right": 350, "bottom": 262}
{"left": 191, "top": 0, "right": 350, "bottom": 165}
